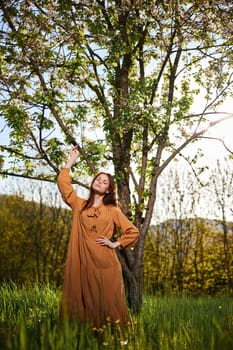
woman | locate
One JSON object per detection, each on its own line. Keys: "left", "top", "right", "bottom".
{"left": 57, "top": 146, "right": 139, "bottom": 329}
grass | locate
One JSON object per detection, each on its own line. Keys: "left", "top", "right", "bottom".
{"left": 0, "top": 282, "right": 233, "bottom": 349}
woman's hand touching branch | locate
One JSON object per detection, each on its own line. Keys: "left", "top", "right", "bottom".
{"left": 64, "top": 146, "right": 79, "bottom": 169}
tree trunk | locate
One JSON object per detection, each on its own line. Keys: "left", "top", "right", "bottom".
{"left": 117, "top": 229, "right": 145, "bottom": 313}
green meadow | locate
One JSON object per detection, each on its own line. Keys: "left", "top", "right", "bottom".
{"left": 0, "top": 283, "right": 233, "bottom": 350}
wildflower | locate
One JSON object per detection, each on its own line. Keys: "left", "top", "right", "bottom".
{"left": 120, "top": 339, "right": 128, "bottom": 346}
{"left": 92, "top": 326, "right": 104, "bottom": 333}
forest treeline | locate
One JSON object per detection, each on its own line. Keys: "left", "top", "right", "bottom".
{"left": 0, "top": 193, "right": 71, "bottom": 285}
{"left": 1, "top": 193, "right": 232, "bottom": 295}
{"left": 144, "top": 219, "right": 233, "bottom": 295}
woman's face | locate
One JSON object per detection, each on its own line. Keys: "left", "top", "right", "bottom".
{"left": 92, "top": 173, "right": 110, "bottom": 195}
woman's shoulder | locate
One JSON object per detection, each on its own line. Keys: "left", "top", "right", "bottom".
{"left": 73, "top": 197, "right": 86, "bottom": 211}
{"left": 106, "top": 204, "right": 121, "bottom": 214}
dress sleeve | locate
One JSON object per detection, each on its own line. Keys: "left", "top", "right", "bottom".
{"left": 112, "top": 207, "right": 139, "bottom": 248}
{"left": 57, "top": 168, "right": 84, "bottom": 210}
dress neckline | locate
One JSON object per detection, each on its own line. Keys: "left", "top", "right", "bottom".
{"left": 87, "top": 205, "right": 103, "bottom": 217}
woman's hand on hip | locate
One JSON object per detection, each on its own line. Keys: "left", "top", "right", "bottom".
{"left": 96, "top": 236, "right": 121, "bottom": 249}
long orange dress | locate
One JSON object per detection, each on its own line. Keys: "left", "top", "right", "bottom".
{"left": 57, "top": 168, "right": 139, "bottom": 328}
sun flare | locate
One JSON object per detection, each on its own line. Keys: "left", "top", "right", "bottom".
{"left": 209, "top": 117, "right": 233, "bottom": 153}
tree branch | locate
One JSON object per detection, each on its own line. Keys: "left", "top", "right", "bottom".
{"left": 0, "top": 170, "right": 89, "bottom": 189}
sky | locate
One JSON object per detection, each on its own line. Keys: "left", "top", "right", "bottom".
{"left": 179, "top": 95, "right": 233, "bottom": 163}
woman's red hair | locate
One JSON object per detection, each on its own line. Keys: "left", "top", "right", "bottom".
{"left": 82, "top": 172, "right": 117, "bottom": 211}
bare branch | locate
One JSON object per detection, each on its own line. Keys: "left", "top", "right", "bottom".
{"left": 0, "top": 170, "right": 89, "bottom": 189}
{"left": 198, "top": 136, "right": 233, "bottom": 155}
{"left": 161, "top": 113, "right": 233, "bottom": 176}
